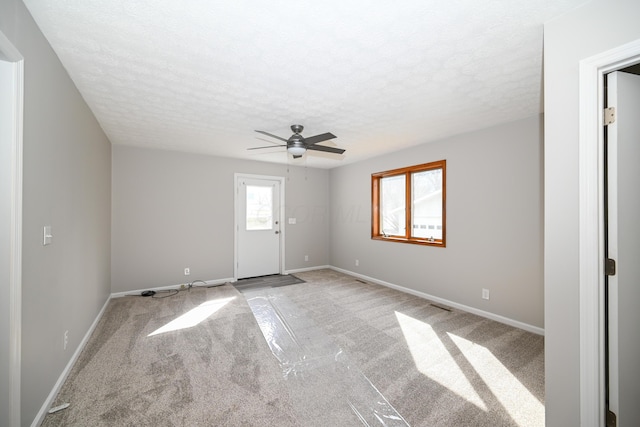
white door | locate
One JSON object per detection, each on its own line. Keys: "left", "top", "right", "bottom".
{"left": 606, "top": 70, "right": 640, "bottom": 426}
{"left": 236, "top": 176, "right": 282, "bottom": 279}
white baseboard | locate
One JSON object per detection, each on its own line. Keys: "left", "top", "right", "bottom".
{"left": 110, "top": 277, "right": 234, "bottom": 298}
{"left": 329, "top": 266, "right": 545, "bottom": 336}
{"left": 31, "top": 296, "right": 111, "bottom": 427}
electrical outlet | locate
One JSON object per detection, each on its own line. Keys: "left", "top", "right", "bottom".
{"left": 63, "top": 330, "right": 69, "bottom": 350}
{"left": 482, "top": 289, "right": 490, "bottom": 300}
{"left": 304, "top": 255, "right": 309, "bottom": 262}
{"left": 184, "top": 267, "right": 190, "bottom": 276}
{"left": 355, "top": 259, "right": 359, "bottom": 267}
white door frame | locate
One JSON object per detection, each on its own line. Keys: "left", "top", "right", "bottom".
{"left": 578, "top": 39, "right": 640, "bottom": 426}
{"left": 233, "top": 173, "right": 285, "bottom": 280}
{"left": 0, "top": 30, "right": 24, "bottom": 427}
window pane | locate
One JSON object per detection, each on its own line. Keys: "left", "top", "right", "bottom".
{"left": 380, "top": 175, "right": 406, "bottom": 236}
{"left": 246, "top": 185, "right": 273, "bottom": 230}
{"left": 411, "top": 169, "right": 442, "bottom": 239}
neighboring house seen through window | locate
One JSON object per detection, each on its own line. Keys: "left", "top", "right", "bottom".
{"left": 372, "top": 160, "right": 446, "bottom": 247}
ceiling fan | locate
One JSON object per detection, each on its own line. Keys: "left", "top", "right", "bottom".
{"left": 249, "top": 125, "right": 345, "bottom": 158}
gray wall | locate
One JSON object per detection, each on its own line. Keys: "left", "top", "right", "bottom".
{"left": 111, "top": 145, "right": 330, "bottom": 293}
{"left": 543, "top": 0, "right": 640, "bottom": 425}
{"left": 0, "top": 1, "right": 112, "bottom": 425}
{"left": 329, "top": 115, "right": 544, "bottom": 328}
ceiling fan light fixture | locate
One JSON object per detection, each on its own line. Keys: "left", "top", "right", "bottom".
{"left": 287, "top": 145, "right": 306, "bottom": 156}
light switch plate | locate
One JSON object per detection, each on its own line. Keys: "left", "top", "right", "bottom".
{"left": 288, "top": 218, "right": 296, "bottom": 224}
{"left": 43, "top": 226, "right": 52, "bottom": 246}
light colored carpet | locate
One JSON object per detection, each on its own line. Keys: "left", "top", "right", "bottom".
{"left": 41, "top": 269, "right": 544, "bottom": 426}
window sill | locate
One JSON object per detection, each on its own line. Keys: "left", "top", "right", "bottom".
{"left": 371, "top": 235, "right": 445, "bottom": 247}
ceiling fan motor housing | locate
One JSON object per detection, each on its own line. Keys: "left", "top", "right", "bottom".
{"left": 289, "top": 133, "right": 304, "bottom": 146}
{"left": 288, "top": 140, "right": 305, "bottom": 151}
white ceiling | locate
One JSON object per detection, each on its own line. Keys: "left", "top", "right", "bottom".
{"left": 23, "top": 0, "right": 587, "bottom": 169}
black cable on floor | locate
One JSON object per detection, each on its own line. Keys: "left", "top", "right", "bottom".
{"left": 152, "top": 289, "right": 179, "bottom": 299}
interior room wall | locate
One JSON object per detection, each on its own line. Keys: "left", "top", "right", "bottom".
{"left": 0, "top": 0, "right": 113, "bottom": 425}
{"left": 329, "top": 115, "right": 544, "bottom": 329}
{"left": 111, "top": 145, "right": 330, "bottom": 293}
{"left": 543, "top": 0, "right": 640, "bottom": 425}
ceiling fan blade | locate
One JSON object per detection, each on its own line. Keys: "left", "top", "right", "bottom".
{"left": 255, "top": 136, "right": 284, "bottom": 146}
{"left": 292, "top": 154, "right": 303, "bottom": 159}
{"left": 247, "top": 145, "right": 286, "bottom": 150}
{"left": 304, "top": 132, "right": 336, "bottom": 145}
{"left": 255, "top": 130, "right": 288, "bottom": 142}
{"left": 307, "top": 144, "right": 345, "bottom": 155}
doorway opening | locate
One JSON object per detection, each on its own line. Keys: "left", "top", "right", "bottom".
{"left": 602, "top": 65, "right": 640, "bottom": 426}
{"left": 578, "top": 39, "right": 640, "bottom": 426}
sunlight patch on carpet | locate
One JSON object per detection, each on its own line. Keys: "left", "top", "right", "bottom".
{"left": 395, "top": 311, "right": 487, "bottom": 411}
{"left": 148, "top": 296, "right": 236, "bottom": 336}
{"left": 448, "top": 333, "right": 544, "bottom": 426}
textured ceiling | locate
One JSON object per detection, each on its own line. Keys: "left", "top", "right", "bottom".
{"left": 23, "top": 0, "right": 587, "bottom": 169}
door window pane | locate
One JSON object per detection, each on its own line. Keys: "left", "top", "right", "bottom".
{"left": 246, "top": 185, "right": 273, "bottom": 230}
{"left": 411, "top": 169, "right": 443, "bottom": 239}
{"left": 380, "top": 174, "right": 406, "bottom": 236}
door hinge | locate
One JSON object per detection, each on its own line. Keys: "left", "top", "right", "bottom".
{"left": 607, "top": 409, "right": 617, "bottom": 427}
{"left": 605, "top": 258, "right": 616, "bottom": 276}
{"left": 604, "top": 107, "right": 616, "bottom": 125}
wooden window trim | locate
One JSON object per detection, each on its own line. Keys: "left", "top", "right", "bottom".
{"left": 371, "top": 160, "right": 446, "bottom": 247}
